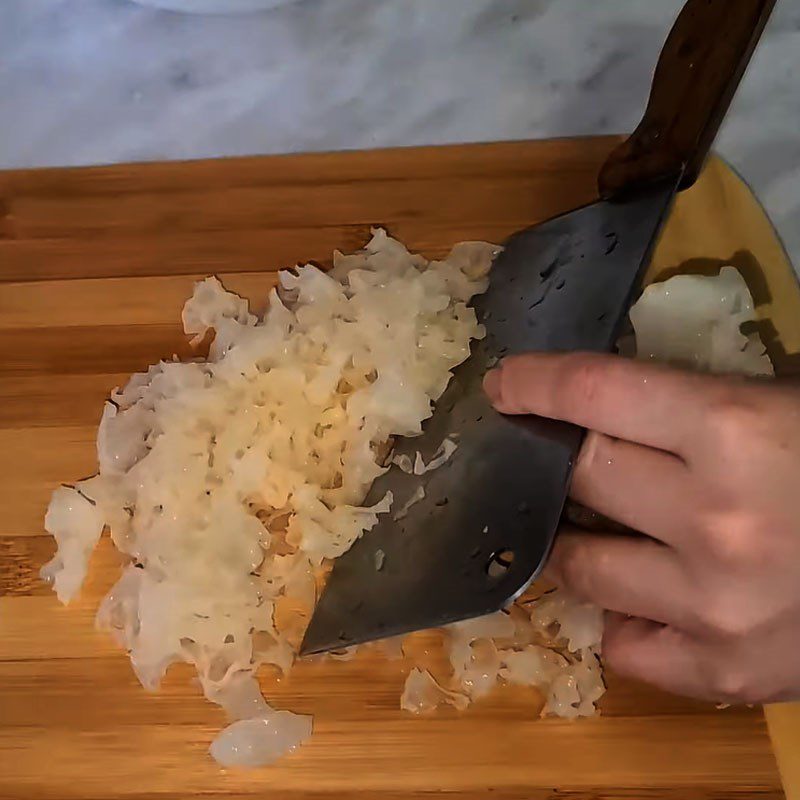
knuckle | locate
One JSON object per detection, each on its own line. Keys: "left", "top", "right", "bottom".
{"left": 696, "top": 510, "right": 758, "bottom": 567}
{"left": 499, "top": 354, "right": 546, "bottom": 411}
{"left": 557, "top": 540, "right": 594, "bottom": 598}
{"left": 708, "top": 661, "right": 758, "bottom": 704}
{"left": 497, "top": 355, "right": 523, "bottom": 404}
{"left": 558, "top": 356, "right": 606, "bottom": 413}
{"left": 698, "top": 589, "right": 759, "bottom": 639}
{"left": 704, "top": 396, "right": 761, "bottom": 448}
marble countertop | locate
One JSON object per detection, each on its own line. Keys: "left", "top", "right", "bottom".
{"left": 2, "top": 0, "right": 799, "bottom": 265}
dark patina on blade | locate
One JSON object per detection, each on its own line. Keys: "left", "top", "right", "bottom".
{"left": 301, "top": 182, "right": 676, "bottom": 656}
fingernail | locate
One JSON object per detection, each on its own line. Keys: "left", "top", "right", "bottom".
{"left": 483, "top": 368, "right": 502, "bottom": 404}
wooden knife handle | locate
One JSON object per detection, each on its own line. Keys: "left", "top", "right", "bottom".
{"left": 598, "top": 0, "right": 775, "bottom": 199}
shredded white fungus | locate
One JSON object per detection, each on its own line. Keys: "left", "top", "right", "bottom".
{"left": 42, "top": 225, "right": 770, "bottom": 768}
{"left": 630, "top": 266, "right": 773, "bottom": 376}
{"left": 400, "top": 667, "right": 470, "bottom": 714}
{"left": 428, "top": 594, "right": 607, "bottom": 717}
{"left": 41, "top": 229, "right": 497, "bottom": 766}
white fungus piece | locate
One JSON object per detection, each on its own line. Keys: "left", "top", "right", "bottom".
{"left": 500, "top": 603, "right": 540, "bottom": 648}
{"left": 253, "top": 629, "right": 295, "bottom": 678}
{"left": 452, "top": 637, "right": 503, "bottom": 699}
{"left": 528, "top": 591, "right": 604, "bottom": 653}
{"left": 544, "top": 671, "right": 582, "bottom": 718}
{"left": 204, "top": 671, "right": 271, "bottom": 721}
{"left": 97, "top": 402, "right": 152, "bottom": 476}
{"left": 209, "top": 711, "right": 313, "bottom": 768}
{"left": 498, "top": 645, "right": 569, "bottom": 687}
{"left": 204, "top": 671, "right": 316, "bottom": 771}
{"left": 391, "top": 453, "right": 414, "bottom": 474}
{"left": 41, "top": 228, "right": 497, "bottom": 767}
{"left": 443, "top": 240, "right": 500, "bottom": 283}
{"left": 412, "top": 437, "right": 458, "bottom": 475}
{"left": 569, "top": 649, "right": 606, "bottom": 716}
{"left": 393, "top": 485, "right": 426, "bottom": 521}
{"left": 446, "top": 612, "right": 517, "bottom": 699}
{"left": 181, "top": 275, "right": 255, "bottom": 346}
{"left": 401, "top": 668, "right": 469, "bottom": 714}
{"left": 96, "top": 564, "right": 143, "bottom": 649}
{"left": 40, "top": 483, "right": 107, "bottom": 603}
{"left": 542, "top": 649, "right": 605, "bottom": 719}
{"left": 629, "top": 266, "right": 773, "bottom": 376}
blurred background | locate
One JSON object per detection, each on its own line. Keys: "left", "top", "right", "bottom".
{"left": 2, "top": 0, "right": 799, "bottom": 262}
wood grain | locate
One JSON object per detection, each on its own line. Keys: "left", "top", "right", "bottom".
{"left": 0, "top": 139, "right": 795, "bottom": 800}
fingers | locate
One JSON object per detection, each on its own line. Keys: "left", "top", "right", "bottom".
{"left": 570, "top": 431, "right": 693, "bottom": 547}
{"left": 545, "top": 528, "right": 694, "bottom": 627}
{"left": 483, "top": 351, "right": 721, "bottom": 456}
{"left": 601, "top": 614, "right": 712, "bottom": 700}
{"left": 602, "top": 614, "right": 769, "bottom": 704}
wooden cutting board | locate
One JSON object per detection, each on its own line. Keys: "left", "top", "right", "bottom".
{"left": 1, "top": 138, "right": 798, "bottom": 800}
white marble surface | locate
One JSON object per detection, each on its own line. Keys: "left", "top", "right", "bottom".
{"left": 2, "top": 0, "right": 799, "bottom": 264}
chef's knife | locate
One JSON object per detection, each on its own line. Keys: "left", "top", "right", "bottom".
{"left": 301, "top": 0, "right": 776, "bottom": 656}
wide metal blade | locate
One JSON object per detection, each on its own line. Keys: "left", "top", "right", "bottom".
{"left": 301, "top": 182, "right": 676, "bottom": 656}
